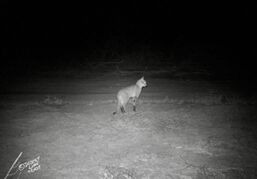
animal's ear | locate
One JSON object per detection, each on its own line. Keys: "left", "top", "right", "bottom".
{"left": 142, "top": 76, "right": 144, "bottom": 80}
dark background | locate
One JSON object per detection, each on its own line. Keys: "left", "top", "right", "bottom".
{"left": 1, "top": 1, "right": 256, "bottom": 80}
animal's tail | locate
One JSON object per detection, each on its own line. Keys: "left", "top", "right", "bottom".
{"left": 113, "top": 100, "right": 119, "bottom": 115}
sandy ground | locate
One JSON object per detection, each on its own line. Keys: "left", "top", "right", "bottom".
{"left": 1, "top": 72, "right": 257, "bottom": 178}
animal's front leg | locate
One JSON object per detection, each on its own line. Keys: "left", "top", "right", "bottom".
{"left": 132, "top": 97, "right": 137, "bottom": 112}
{"left": 120, "top": 106, "right": 125, "bottom": 113}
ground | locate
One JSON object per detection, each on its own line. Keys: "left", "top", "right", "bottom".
{"left": 1, "top": 71, "right": 257, "bottom": 179}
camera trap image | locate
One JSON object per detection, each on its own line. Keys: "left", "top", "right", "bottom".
{"left": 1, "top": 2, "right": 257, "bottom": 179}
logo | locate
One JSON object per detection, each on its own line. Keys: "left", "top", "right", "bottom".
{"left": 19, "top": 156, "right": 41, "bottom": 173}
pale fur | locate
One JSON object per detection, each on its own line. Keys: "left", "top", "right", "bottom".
{"left": 113, "top": 77, "right": 147, "bottom": 115}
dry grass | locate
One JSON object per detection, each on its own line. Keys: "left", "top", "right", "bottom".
{"left": 1, "top": 74, "right": 257, "bottom": 178}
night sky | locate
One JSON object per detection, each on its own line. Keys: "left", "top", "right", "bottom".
{"left": 1, "top": 2, "right": 256, "bottom": 79}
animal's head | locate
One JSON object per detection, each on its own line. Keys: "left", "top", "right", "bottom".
{"left": 136, "top": 77, "right": 147, "bottom": 88}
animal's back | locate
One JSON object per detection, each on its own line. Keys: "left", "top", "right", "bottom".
{"left": 120, "top": 85, "right": 138, "bottom": 96}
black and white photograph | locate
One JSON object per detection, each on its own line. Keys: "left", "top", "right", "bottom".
{"left": 1, "top": 1, "right": 257, "bottom": 178}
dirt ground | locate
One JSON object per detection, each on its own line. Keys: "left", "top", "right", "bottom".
{"left": 1, "top": 72, "right": 257, "bottom": 178}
